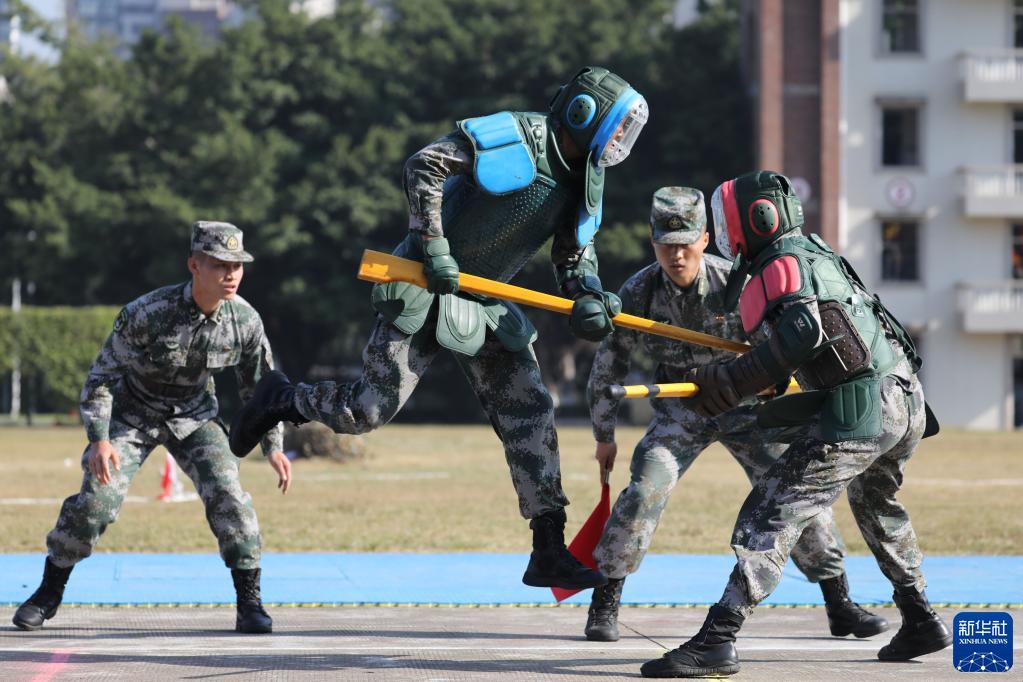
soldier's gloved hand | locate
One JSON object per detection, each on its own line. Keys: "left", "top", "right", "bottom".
{"left": 422, "top": 237, "right": 459, "bottom": 295}
{"left": 569, "top": 292, "right": 622, "bottom": 342}
{"left": 684, "top": 365, "right": 742, "bottom": 418}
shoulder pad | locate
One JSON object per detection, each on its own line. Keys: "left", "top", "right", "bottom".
{"left": 739, "top": 255, "right": 802, "bottom": 334}
{"left": 575, "top": 200, "right": 602, "bottom": 249}
{"left": 808, "top": 233, "right": 834, "bottom": 253}
{"left": 458, "top": 112, "right": 536, "bottom": 195}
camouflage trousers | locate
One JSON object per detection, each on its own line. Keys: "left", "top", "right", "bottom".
{"left": 293, "top": 314, "right": 570, "bottom": 519}
{"left": 595, "top": 400, "right": 846, "bottom": 581}
{"left": 718, "top": 374, "right": 928, "bottom": 617}
{"left": 47, "top": 416, "right": 261, "bottom": 570}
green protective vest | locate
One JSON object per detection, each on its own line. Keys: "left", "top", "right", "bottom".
{"left": 372, "top": 112, "right": 582, "bottom": 356}
{"left": 754, "top": 234, "right": 919, "bottom": 442}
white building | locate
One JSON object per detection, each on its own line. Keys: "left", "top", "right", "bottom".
{"left": 840, "top": 0, "right": 1023, "bottom": 430}
{"left": 745, "top": 0, "right": 1022, "bottom": 430}
{"left": 1, "top": 0, "right": 22, "bottom": 52}
{"left": 67, "top": 0, "right": 234, "bottom": 49}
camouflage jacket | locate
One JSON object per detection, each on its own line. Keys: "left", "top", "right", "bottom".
{"left": 587, "top": 254, "right": 746, "bottom": 442}
{"left": 80, "top": 281, "right": 284, "bottom": 455}
{"left": 402, "top": 128, "right": 587, "bottom": 271}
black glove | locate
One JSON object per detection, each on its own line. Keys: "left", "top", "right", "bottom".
{"left": 422, "top": 237, "right": 459, "bottom": 295}
{"left": 684, "top": 365, "right": 743, "bottom": 418}
{"left": 569, "top": 291, "right": 622, "bottom": 342}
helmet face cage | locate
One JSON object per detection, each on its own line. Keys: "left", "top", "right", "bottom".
{"left": 711, "top": 183, "right": 737, "bottom": 260}
{"left": 596, "top": 96, "right": 648, "bottom": 167}
{"left": 551, "top": 68, "right": 645, "bottom": 167}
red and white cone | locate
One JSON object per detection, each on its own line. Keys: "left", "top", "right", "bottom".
{"left": 157, "top": 453, "right": 183, "bottom": 501}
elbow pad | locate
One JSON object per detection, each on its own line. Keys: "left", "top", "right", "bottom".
{"left": 762, "top": 303, "right": 822, "bottom": 380}
{"left": 729, "top": 303, "right": 821, "bottom": 397}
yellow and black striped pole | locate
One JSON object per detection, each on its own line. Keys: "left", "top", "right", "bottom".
{"left": 357, "top": 249, "right": 801, "bottom": 399}
{"left": 358, "top": 250, "right": 750, "bottom": 354}
{"left": 606, "top": 379, "right": 800, "bottom": 400}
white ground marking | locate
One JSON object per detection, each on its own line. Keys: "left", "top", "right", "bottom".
{"left": 301, "top": 471, "right": 451, "bottom": 482}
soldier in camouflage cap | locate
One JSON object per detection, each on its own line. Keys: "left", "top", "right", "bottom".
{"left": 13, "top": 221, "right": 289, "bottom": 635}
{"left": 649, "top": 186, "right": 707, "bottom": 245}
{"left": 191, "top": 221, "right": 254, "bottom": 262}
{"left": 582, "top": 187, "right": 886, "bottom": 645}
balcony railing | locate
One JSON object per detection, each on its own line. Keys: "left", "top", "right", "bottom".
{"left": 957, "top": 281, "right": 1023, "bottom": 333}
{"left": 961, "top": 49, "right": 1023, "bottom": 102}
{"left": 962, "top": 165, "right": 1023, "bottom": 218}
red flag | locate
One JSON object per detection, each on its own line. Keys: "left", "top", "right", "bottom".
{"left": 551, "top": 482, "right": 611, "bottom": 602}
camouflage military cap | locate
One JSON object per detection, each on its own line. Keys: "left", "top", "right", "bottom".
{"left": 650, "top": 187, "right": 707, "bottom": 245}
{"left": 190, "top": 221, "right": 253, "bottom": 263}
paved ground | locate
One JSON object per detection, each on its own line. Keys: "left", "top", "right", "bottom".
{"left": 2, "top": 606, "right": 1017, "bottom": 680}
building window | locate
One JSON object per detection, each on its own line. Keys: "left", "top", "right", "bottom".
{"left": 1013, "top": 224, "right": 1023, "bottom": 279}
{"left": 881, "top": 219, "right": 920, "bottom": 281}
{"left": 1015, "top": 111, "right": 1023, "bottom": 164}
{"left": 1014, "top": 356, "right": 1023, "bottom": 428}
{"left": 881, "top": 104, "right": 921, "bottom": 167}
{"left": 1015, "top": 0, "right": 1023, "bottom": 48}
{"left": 880, "top": 0, "right": 921, "bottom": 54}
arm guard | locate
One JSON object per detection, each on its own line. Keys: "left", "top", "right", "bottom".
{"left": 730, "top": 302, "right": 822, "bottom": 397}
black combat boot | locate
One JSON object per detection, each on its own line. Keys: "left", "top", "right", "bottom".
{"left": 13, "top": 558, "right": 74, "bottom": 631}
{"left": 231, "top": 568, "right": 273, "bottom": 634}
{"left": 640, "top": 604, "right": 745, "bottom": 678}
{"left": 820, "top": 573, "right": 889, "bottom": 637}
{"left": 230, "top": 371, "right": 307, "bottom": 457}
{"left": 585, "top": 577, "right": 625, "bottom": 641}
{"left": 521, "top": 509, "right": 607, "bottom": 590}
{"left": 877, "top": 586, "right": 951, "bottom": 661}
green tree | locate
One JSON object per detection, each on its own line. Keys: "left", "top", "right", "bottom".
{"left": 0, "top": 0, "right": 749, "bottom": 418}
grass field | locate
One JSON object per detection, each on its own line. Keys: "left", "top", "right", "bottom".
{"left": 0, "top": 425, "right": 1020, "bottom": 556}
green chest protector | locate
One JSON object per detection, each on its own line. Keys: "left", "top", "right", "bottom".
{"left": 372, "top": 112, "right": 581, "bottom": 356}
{"left": 752, "top": 235, "right": 927, "bottom": 442}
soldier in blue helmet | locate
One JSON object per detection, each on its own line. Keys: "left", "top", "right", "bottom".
{"left": 230, "top": 67, "right": 649, "bottom": 591}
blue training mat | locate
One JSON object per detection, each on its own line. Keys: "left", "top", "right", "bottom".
{"left": 1, "top": 553, "right": 1019, "bottom": 606}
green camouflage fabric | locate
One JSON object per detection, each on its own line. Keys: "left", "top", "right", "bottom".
{"left": 718, "top": 363, "right": 927, "bottom": 617}
{"left": 48, "top": 419, "right": 261, "bottom": 570}
{"left": 49, "top": 281, "right": 281, "bottom": 569}
{"left": 190, "top": 221, "right": 254, "bottom": 262}
{"left": 81, "top": 282, "right": 283, "bottom": 456}
{"left": 402, "top": 132, "right": 474, "bottom": 238}
{"left": 293, "top": 313, "right": 569, "bottom": 519}
{"left": 588, "top": 255, "right": 846, "bottom": 581}
{"left": 650, "top": 187, "right": 706, "bottom": 245}
{"left": 289, "top": 125, "right": 607, "bottom": 519}
{"left": 588, "top": 255, "right": 742, "bottom": 444}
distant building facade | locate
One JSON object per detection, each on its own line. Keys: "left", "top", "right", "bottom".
{"left": 66, "top": 0, "right": 234, "bottom": 49}
{"left": 744, "top": 0, "right": 1023, "bottom": 430}
{"left": 1, "top": 0, "right": 22, "bottom": 52}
